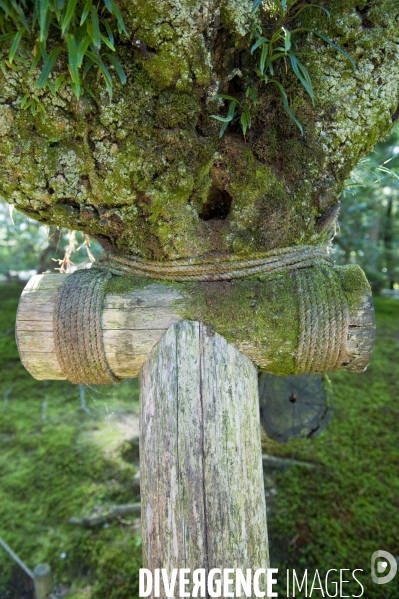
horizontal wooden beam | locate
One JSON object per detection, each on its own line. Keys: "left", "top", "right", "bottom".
{"left": 16, "top": 265, "right": 375, "bottom": 382}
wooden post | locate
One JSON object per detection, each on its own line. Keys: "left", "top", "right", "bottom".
{"left": 33, "top": 564, "right": 53, "bottom": 599}
{"left": 140, "top": 321, "right": 269, "bottom": 595}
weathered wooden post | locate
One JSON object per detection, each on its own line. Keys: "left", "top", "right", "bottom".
{"left": 140, "top": 321, "right": 268, "bottom": 580}
{"left": 0, "top": 536, "right": 53, "bottom": 599}
{"left": 14, "top": 255, "right": 375, "bottom": 595}
{"left": 33, "top": 564, "right": 53, "bottom": 599}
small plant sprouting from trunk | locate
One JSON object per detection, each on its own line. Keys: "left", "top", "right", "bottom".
{"left": 211, "top": 0, "right": 356, "bottom": 137}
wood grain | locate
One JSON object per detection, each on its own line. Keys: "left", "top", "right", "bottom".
{"left": 140, "top": 321, "right": 269, "bottom": 592}
{"left": 15, "top": 272, "right": 375, "bottom": 381}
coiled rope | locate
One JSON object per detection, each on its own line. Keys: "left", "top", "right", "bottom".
{"left": 53, "top": 269, "right": 120, "bottom": 385}
{"left": 94, "top": 244, "right": 334, "bottom": 282}
{"left": 53, "top": 244, "right": 349, "bottom": 384}
{"left": 295, "top": 266, "right": 349, "bottom": 373}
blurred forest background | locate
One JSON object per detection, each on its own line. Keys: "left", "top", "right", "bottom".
{"left": 0, "top": 128, "right": 398, "bottom": 598}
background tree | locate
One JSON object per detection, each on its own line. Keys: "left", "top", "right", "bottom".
{"left": 334, "top": 124, "right": 399, "bottom": 292}
{"left": 0, "top": 199, "right": 101, "bottom": 280}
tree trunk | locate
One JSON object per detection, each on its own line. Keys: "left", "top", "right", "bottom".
{"left": 139, "top": 321, "right": 269, "bottom": 594}
{"left": 1, "top": 2, "right": 399, "bottom": 259}
{"left": 384, "top": 197, "right": 395, "bottom": 290}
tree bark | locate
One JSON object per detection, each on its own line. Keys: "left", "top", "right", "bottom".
{"left": 139, "top": 321, "right": 269, "bottom": 594}
{"left": 0, "top": 1, "right": 399, "bottom": 259}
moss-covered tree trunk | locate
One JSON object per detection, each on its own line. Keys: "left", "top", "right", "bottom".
{"left": 0, "top": 1, "right": 399, "bottom": 260}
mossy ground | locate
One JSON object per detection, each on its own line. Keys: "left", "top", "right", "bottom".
{"left": 0, "top": 284, "right": 398, "bottom": 598}
{"left": 264, "top": 296, "right": 399, "bottom": 597}
{"left": 0, "top": 284, "right": 142, "bottom": 598}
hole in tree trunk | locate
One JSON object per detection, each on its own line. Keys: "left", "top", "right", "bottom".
{"left": 199, "top": 182, "right": 232, "bottom": 221}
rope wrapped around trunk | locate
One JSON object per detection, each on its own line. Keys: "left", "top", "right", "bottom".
{"left": 94, "top": 244, "right": 333, "bottom": 281}
{"left": 53, "top": 244, "right": 349, "bottom": 384}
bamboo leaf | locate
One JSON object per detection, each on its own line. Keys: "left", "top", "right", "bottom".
{"left": 269, "top": 78, "right": 303, "bottom": 135}
{"left": 108, "top": 0, "right": 127, "bottom": 35}
{"left": 82, "top": 58, "right": 94, "bottom": 78}
{"left": 283, "top": 27, "right": 291, "bottom": 52}
{"left": 251, "top": 36, "right": 268, "bottom": 55}
{"left": 10, "top": 0, "right": 30, "bottom": 31}
{"left": 313, "top": 31, "right": 356, "bottom": 71}
{"left": 0, "top": 32, "right": 15, "bottom": 42}
{"left": 80, "top": 0, "right": 92, "bottom": 25}
{"left": 101, "top": 33, "right": 115, "bottom": 51}
{"left": 227, "top": 100, "right": 237, "bottom": 119}
{"left": 240, "top": 106, "right": 252, "bottom": 136}
{"left": 0, "top": 1, "right": 11, "bottom": 18}
{"left": 39, "top": 0, "right": 50, "bottom": 42}
{"left": 219, "top": 119, "right": 230, "bottom": 137}
{"left": 86, "top": 49, "right": 113, "bottom": 97}
{"left": 241, "top": 112, "right": 248, "bottom": 136}
{"left": 104, "top": 20, "right": 114, "bottom": 46}
{"left": 37, "top": 46, "right": 62, "bottom": 87}
{"left": 90, "top": 5, "right": 101, "bottom": 49}
{"left": 66, "top": 34, "right": 79, "bottom": 84}
{"left": 61, "top": 0, "right": 78, "bottom": 35}
{"left": 20, "top": 92, "right": 30, "bottom": 108}
{"left": 106, "top": 53, "right": 126, "bottom": 83}
{"left": 84, "top": 84, "right": 95, "bottom": 98}
{"left": 260, "top": 43, "right": 268, "bottom": 74}
{"left": 54, "top": 73, "right": 66, "bottom": 91}
{"left": 8, "top": 28, "right": 24, "bottom": 63}
{"left": 23, "top": 99, "right": 34, "bottom": 110}
{"left": 288, "top": 53, "right": 314, "bottom": 104}
{"left": 77, "top": 35, "right": 91, "bottom": 66}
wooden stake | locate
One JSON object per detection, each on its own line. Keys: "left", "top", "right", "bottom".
{"left": 140, "top": 321, "right": 269, "bottom": 595}
{"left": 33, "top": 563, "right": 53, "bottom": 599}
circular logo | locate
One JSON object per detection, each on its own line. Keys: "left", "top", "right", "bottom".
{"left": 371, "top": 551, "right": 398, "bottom": 585}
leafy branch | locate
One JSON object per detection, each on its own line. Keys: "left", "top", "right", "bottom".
{"left": 0, "top": 0, "right": 128, "bottom": 103}
{"left": 212, "top": 0, "right": 356, "bottom": 137}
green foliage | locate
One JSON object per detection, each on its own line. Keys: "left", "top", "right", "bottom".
{"left": 0, "top": 0, "right": 127, "bottom": 101}
{"left": 335, "top": 124, "right": 399, "bottom": 292}
{"left": 212, "top": 0, "right": 356, "bottom": 137}
{"left": 0, "top": 198, "right": 102, "bottom": 279}
{"left": 0, "top": 283, "right": 142, "bottom": 597}
{"left": 211, "top": 93, "right": 253, "bottom": 138}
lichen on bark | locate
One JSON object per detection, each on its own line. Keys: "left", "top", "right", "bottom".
{"left": 0, "top": 0, "right": 399, "bottom": 260}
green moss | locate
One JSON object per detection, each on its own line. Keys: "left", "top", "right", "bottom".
{"left": 103, "top": 263, "right": 372, "bottom": 376}
{"left": 337, "top": 263, "right": 372, "bottom": 310}
{"left": 0, "top": 284, "right": 142, "bottom": 598}
{"left": 155, "top": 91, "right": 200, "bottom": 129}
{"left": 264, "top": 295, "right": 399, "bottom": 598}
